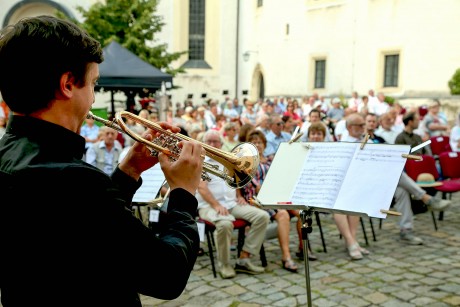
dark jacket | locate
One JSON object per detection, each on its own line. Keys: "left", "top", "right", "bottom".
{"left": 0, "top": 116, "right": 199, "bottom": 307}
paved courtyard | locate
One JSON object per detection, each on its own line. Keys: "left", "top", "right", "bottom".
{"left": 1, "top": 194, "right": 458, "bottom": 307}
{"left": 142, "top": 192, "right": 460, "bottom": 307}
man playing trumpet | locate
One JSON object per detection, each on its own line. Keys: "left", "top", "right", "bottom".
{"left": 0, "top": 16, "right": 204, "bottom": 306}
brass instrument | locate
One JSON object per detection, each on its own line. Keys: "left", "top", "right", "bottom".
{"left": 86, "top": 110, "right": 259, "bottom": 188}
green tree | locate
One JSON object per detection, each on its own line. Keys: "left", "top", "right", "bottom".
{"left": 63, "top": 0, "right": 186, "bottom": 77}
{"left": 448, "top": 68, "right": 460, "bottom": 95}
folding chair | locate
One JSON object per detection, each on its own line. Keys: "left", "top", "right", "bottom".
{"left": 198, "top": 218, "right": 267, "bottom": 278}
{"left": 437, "top": 151, "right": 460, "bottom": 220}
{"left": 405, "top": 154, "right": 460, "bottom": 222}
{"left": 430, "top": 136, "right": 452, "bottom": 158}
{"left": 439, "top": 151, "right": 460, "bottom": 180}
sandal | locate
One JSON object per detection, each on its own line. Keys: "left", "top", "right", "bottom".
{"left": 296, "top": 249, "right": 318, "bottom": 261}
{"left": 347, "top": 243, "right": 363, "bottom": 260}
{"left": 359, "top": 246, "right": 370, "bottom": 255}
{"left": 282, "top": 258, "right": 298, "bottom": 273}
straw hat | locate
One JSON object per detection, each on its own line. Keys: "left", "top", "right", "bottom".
{"left": 415, "top": 173, "right": 442, "bottom": 187}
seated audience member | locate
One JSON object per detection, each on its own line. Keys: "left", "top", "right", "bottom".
{"left": 204, "top": 102, "right": 218, "bottom": 130}
{"left": 282, "top": 115, "right": 296, "bottom": 134}
{"left": 240, "top": 130, "right": 317, "bottom": 272}
{"left": 240, "top": 100, "right": 257, "bottom": 125}
{"left": 336, "top": 114, "right": 370, "bottom": 259}
{"left": 264, "top": 114, "right": 292, "bottom": 158}
{"left": 326, "top": 98, "right": 345, "bottom": 131}
{"left": 86, "top": 126, "right": 123, "bottom": 175}
{"left": 370, "top": 92, "right": 390, "bottom": 116}
{"left": 223, "top": 99, "right": 240, "bottom": 121}
{"left": 395, "top": 112, "right": 432, "bottom": 155}
{"left": 450, "top": 112, "right": 460, "bottom": 152}
{"left": 375, "top": 112, "right": 399, "bottom": 144}
{"left": 221, "top": 122, "right": 240, "bottom": 152}
{"left": 364, "top": 113, "right": 386, "bottom": 144}
{"left": 358, "top": 95, "right": 369, "bottom": 114}
{"left": 424, "top": 99, "right": 450, "bottom": 138}
{"left": 334, "top": 108, "right": 356, "bottom": 141}
{"left": 300, "top": 109, "right": 333, "bottom": 142}
{"left": 348, "top": 91, "right": 362, "bottom": 112}
{"left": 196, "top": 130, "right": 270, "bottom": 279}
{"left": 390, "top": 101, "right": 405, "bottom": 132}
{"left": 283, "top": 102, "right": 302, "bottom": 127}
{"left": 344, "top": 114, "right": 451, "bottom": 246}
{"left": 255, "top": 113, "right": 271, "bottom": 136}
{"left": 238, "top": 123, "right": 255, "bottom": 143}
{"left": 189, "top": 125, "right": 203, "bottom": 140}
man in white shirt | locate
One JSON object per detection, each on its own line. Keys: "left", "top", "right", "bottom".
{"left": 196, "top": 130, "right": 269, "bottom": 279}
{"left": 370, "top": 92, "right": 390, "bottom": 116}
{"left": 375, "top": 112, "right": 400, "bottom": 144}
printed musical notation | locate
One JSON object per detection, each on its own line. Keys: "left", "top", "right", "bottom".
{"left": 133, "top": 163, "right": 165, "bottom": 203}
{"left": 291, "top": 142, "right": 356, "bottom": 208}
{"left": 354, "top": 146, "right": 408, "bottom": 163}
{"left": 256, "top": 142, "right": 412, "bottom": 218}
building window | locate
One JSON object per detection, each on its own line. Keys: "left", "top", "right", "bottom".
{"left": 257, "top": 0, "right": 263, "bottom": 7}
{"left": 384, "top": 54, "right": 399, "bottom": 87}
{"left": 189, "top": 0, "right": 205, "bottom": 60}
{"left": 314, "top": 59, "right": 326, "bottom": 89}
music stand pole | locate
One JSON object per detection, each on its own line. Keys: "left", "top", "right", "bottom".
{"left": 300, "top": 208, "right": 313, "bottom": 307}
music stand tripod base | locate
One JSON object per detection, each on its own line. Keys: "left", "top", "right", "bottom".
{"left": 261, "top": 202, "right": 315, "bottom": 307}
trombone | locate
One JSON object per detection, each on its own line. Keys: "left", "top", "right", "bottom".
{"left": 86, "top": 110, "right": 259, "bottom": 189}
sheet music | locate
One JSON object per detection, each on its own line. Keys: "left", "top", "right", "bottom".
{"left": 291, "top": 142, "right": 356, "bottom": 208}
{"left": 133, "top": 163, "right": 165, "bottom": 202}
{"left": 257, "top": 142, "right": 411, "bottom": 218}
{"left": 333, "top": 144, "right": 410, "bottom": 218}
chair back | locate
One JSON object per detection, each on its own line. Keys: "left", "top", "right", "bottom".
{"left": 405, "top": 154, "right": 439, "bottom": 181}
{"left": 439, "top": 151, "right": 460, "bottom": 179}
{"left": 430, "top": 136, "right": 452, "bottom": 156}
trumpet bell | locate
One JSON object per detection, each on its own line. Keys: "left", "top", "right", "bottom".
{"left": 221, "top": 143, "right": 259, "bottom": 189}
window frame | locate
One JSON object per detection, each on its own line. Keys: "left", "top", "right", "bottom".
{"left": 314, "top": 59, "right": 326, "bottom": 89}
{"left": 383, "top": 54, "right": 399, "bottom": 88}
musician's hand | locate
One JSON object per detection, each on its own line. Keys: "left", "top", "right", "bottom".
{"left": 118, "top": 122, "right": 181, "bottom": 181}
{"left": 159, "top": 140, "right": 204, "bottom": 195}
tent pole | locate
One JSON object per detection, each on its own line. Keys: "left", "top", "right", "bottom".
{"left": 111, "top": 90, "right": 115, "bottom": 119}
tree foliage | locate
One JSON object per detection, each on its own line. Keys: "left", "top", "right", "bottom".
{"left": 70, "top": 0, "right": 186, "bottom": 76}
{"left": 448, "top": 68, "right": 460, "bottom": 95}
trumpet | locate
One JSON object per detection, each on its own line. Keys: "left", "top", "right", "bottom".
{"left": 86, "top": 110, "right": 259, "bottom": 188}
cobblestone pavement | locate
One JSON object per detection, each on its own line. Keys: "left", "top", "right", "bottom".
{"left": 142, "top": 193, "right": 460, "bottom": 307}
{"left": 2, "top": 195, "right": 458, "bottom": 307}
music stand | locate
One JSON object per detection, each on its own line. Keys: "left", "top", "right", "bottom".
{"left": 255, "top": 201, "right": 322, "bottom": 307}
{"left": 255, "top": 141, "right": 411, "bottom": 306}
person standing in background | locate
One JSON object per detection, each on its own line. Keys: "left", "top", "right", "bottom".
{"left": 85, "top": 126, "right": 123, "bottom": 175}
{"left": 80, "top": 115, "right": 100, "bottom": 152}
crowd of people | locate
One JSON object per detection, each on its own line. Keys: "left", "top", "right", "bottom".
{"left": 94, "top": 90, "right": 453, "bottom": 277}
{"left": 2, "top": 63, "right": 458, "bottom": 280}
